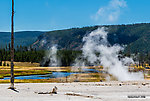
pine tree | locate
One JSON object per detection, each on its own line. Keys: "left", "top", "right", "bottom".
{"left": 0, "top": 61, "right": 2, "bottom": 66}
{"left": 3, "top": 61, "right": 6, "bottom": 66}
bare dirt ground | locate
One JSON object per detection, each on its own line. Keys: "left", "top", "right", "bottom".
{"left": 0, "top": 81, "right": 150, "bottom": 101}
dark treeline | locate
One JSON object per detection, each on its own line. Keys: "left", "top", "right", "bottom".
{"left": 0, "top": 45, "right": 82, "bottom": 66}
{"left": 57, "top": 50, "right": 82, "bottom": 66}
{"left": 1, "top": 44, "right": 150, "bottom": 66}
{"left": 41, "top": 50, "right": 82, "bottom": 67}
{"left": 0, "top": 45, "right": 44, "bottom": 65}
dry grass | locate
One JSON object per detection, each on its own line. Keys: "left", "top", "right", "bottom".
{"left": 2, "top": 61, "right": 40, "bottom": 67}
{"left": 0, "top": 62, "right": 148, "bottom": 83}
{"left": 0, "top": 72, "right": 106, "bottom": 83}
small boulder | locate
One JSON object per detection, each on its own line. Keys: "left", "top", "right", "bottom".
{"left": 52, "top": 86, "right": 58, "bottom": 94}
{"left": 119, "top": 84, "right": 122, "bottom": 86}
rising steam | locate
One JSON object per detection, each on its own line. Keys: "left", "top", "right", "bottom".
{"left": 43, "top": 45, "right": 60, "bottom": 67}
{"left": 48, "top": 45, "right": 59, "bottom": 67}
{"left": 75, "top": 27, "right": 144, "bottom": 81}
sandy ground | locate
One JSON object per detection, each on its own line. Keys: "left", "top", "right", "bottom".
{"left": 0, "top": 81, "right": 150, "bottom": 101}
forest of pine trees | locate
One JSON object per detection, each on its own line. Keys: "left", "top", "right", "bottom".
{"left": 0, "top": 44, "right": 82, "bottom": 66}
{"left": 1, "top": 44, "right": 150, "bottom": 67}
{"left": 0, "top": 44, "right": 44, "bottom": 65}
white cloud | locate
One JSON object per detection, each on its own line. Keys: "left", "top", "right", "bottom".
{"left": 91, "top": 0, "right": 127, "bottom": 23}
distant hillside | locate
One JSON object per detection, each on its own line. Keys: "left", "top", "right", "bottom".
{"left": 32, "top": 23, "right": 150, "bottom": 53}
{"left": 0, "top": 31, "right": 44, "bottom": 48}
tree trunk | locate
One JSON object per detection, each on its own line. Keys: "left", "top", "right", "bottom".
{"left": 10, "top": 0, "right": 14, "bottom": 89}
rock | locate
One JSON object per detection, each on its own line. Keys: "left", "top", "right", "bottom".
{"left": 142, "top": 83, "right": 146, "bottom": 86}
{"left": 52, "top": 86, "right": 58, "bottom": 94}
{"left": 100, "top": 80, "right": 103, "bottom": 82}
{"left": 132, "top": 82, "right": 138, "bottom": 85}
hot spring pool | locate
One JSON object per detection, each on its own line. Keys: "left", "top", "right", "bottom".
{"left": 1, "top": 72, "right": 78, "bottom": 80}
{"left": 1, "top": 69, "right": 104, "bottom": 80}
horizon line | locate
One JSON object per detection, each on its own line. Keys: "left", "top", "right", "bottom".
{"left": 0, "top": 22, "right": 149, "bottom": 32}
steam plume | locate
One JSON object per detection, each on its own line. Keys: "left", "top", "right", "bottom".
{"left": 76, "top": 27, "right": 144, "bottom": 81}
{"left": 43, "top": 44, "right": 60, "bottom": 67}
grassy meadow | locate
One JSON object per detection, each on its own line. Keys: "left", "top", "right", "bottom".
{"left": 0, "top": 61, "right": 107, "bottom": 83}
{"left": 0, "top": 61, "right": 150, "bottom": 83}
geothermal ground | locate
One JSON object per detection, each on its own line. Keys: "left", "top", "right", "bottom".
{"left": 1, "top": 81, "right": 150, "bottom": 101}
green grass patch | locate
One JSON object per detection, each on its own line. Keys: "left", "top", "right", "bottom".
{"left": 0, "top": 69, "right": 52, "bottom": 79}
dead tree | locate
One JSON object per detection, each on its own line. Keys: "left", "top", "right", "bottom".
{"left": 10, "top": 0, "right": 15, "bottom": 89}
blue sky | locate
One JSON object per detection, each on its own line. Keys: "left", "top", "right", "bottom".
{"left": 0, "top": 0, "right": 150, "bottom": 32}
